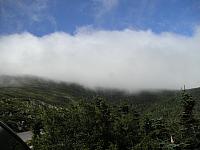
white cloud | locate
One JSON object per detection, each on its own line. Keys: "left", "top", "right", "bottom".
{"left": 0, "top": 28, "right": 200, "bottom": 92}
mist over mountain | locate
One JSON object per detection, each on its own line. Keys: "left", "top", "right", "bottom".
{"left": 1, "top": 28, "right": 200, "bottom": 92}
{"left": 1, "top": 1, "right": 200, "bottom": 149}
{"left": 0, "top": 75, "right": 56, "bottom": 87}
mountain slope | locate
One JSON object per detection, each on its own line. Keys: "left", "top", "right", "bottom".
{"left": 1, "top": 75, "right": 200, "bottom": 134}
{"left": 0, "top": 75, "right": 177, "bottom": 109}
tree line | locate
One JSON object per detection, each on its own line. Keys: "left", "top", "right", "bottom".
{"left": 31, "top": 91, "right": 200, "bottom": 150}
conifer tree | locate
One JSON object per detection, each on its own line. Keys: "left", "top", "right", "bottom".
{"left": 179, "top": 91, "right": 200, "bottom": 149}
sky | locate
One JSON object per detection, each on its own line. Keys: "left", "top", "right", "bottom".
{"left": 1, "top": 0, "right": 200, "bottom": 36}
{"left": 0, "top": 0, "right": 200, "bottom": 91}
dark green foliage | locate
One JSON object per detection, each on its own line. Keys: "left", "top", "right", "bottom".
{"left": 30, "top": 99, "right": 143, "bottom": 150}
{"left": 0, "top": 98, "right": 35, "bottom": 132}
{"left": 136, "top": 117, "right": 173, "bottom": 149}
{"left": 2, "top": 76, "right": 200, "bottom": 149}
{"left": 179, "top": 91, "right": 200, "bottom": 149}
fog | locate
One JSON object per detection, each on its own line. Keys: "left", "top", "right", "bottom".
{"left": 0, "top": 28, "right": 200, "bottom": 92}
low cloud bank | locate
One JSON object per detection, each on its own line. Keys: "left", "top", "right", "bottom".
{"left": 0, "top": 28, "right": 200, "bottom": 92}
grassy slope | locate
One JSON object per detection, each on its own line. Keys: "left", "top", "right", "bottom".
{"left": 0, "top": 75, "right": 199, "bottom": 118}
{"left": 0, "top": 76, "right": 176, "bottom": 109}
{"left": 1, "top": 75, "right": 200, "bottom": 134}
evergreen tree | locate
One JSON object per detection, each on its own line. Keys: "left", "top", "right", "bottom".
{"left": 179, "top": 91, "right": 200, "bottom": 149}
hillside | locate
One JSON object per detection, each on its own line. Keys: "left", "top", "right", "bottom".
{"left": 0, "top": 75, "right": 177, "bottom": 106}
{"left": 1, "top": 75, "right": 200, "bottom": 119}
{"left": 1, "top": 75, "right": 200, "bottom": 149}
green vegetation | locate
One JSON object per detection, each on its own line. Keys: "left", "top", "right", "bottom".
{"left": 1, "top": 76, "right": 200, "bottom": 149}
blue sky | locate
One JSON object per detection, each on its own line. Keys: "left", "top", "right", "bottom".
{"left": 1, "top": 0, "right": 200, "bottom": 91}
{"left": 0, "top": 0, "right": 200, "bottom": 36}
